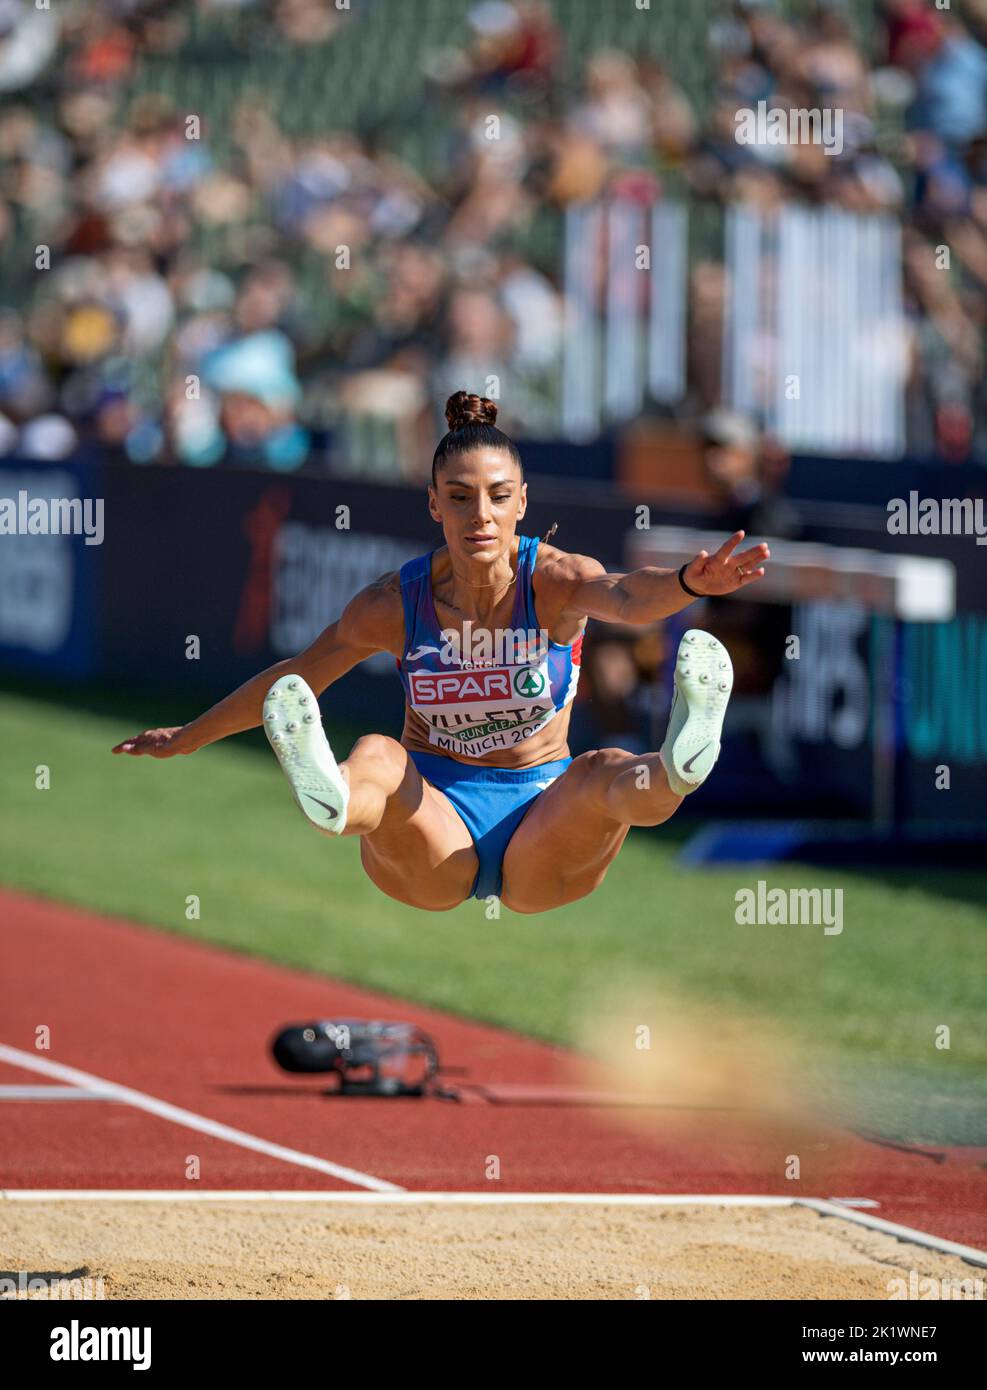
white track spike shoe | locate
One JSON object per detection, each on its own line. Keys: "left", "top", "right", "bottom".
{"left": 264, "top": 674, "right": 349, "bottom": 834}
{"left": 659, "top": 630, "right": 734, "bottom": 797}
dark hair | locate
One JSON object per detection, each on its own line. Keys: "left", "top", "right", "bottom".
{"left": 431, "top": 391, "right": 523, "bottom": 485}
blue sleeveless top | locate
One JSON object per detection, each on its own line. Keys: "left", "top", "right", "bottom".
{"left": 396, "top": 534, "right": 582, "bottom": 762}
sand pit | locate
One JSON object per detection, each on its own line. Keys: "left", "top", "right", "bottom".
{"left": 1, "top": 1199, "right": 981, "bottom": 1300}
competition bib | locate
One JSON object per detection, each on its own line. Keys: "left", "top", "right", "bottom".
{"left": 408, "top": 658, "right": 557, "bottom": 759}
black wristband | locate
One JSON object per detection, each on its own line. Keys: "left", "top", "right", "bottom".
{"left": 678, "top": 563, "right": 705, "bottom": 599}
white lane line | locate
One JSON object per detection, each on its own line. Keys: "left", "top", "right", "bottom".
{"left": 0, "top": 1044, "right": 402, "bottom": 1194}
{"left": 0, "top": 1086, "right": 113, "bottom": 1100}
{"left": 797, "top": 1198, "right": 987, "bottom": 1269}
{"left": 0, "top": 1190, "right": 798, "bottom": 1206}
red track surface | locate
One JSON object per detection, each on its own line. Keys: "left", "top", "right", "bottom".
{"left": 1, "top": 889, "right": 984, "bottom": 1247}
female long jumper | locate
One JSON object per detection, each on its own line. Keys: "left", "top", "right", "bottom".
{"left": 114, "top": 393, "right": 770, "bottom": 914}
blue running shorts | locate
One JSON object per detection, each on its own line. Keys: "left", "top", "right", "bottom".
{"left": 408, "top": 750, "right": 573, "bottom": 900}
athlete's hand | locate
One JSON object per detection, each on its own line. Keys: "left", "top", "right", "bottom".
{"left": 684, "top": 531, "right": 770, "bottom": 597}
{"left": 112, "top": 726, "right": 199, "bottom": 757}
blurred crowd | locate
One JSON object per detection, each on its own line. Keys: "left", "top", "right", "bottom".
{"left": 2, "top": 0, "right": 987, "bottom": 470}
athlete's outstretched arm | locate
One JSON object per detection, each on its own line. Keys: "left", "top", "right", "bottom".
{"left": 550, "top": 531, "right": 770, "bottom": 626}
{"left": 112, "top": 572, "right": 403, "bottom": 757}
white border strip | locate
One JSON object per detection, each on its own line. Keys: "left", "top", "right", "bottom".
{"left": 0, "top": 1086, "right": 113, "bottom": 1100}
{"left": 798, "top": 1198, "right": 987, "bottom": 1270}
{"left": 0, "top": 1191, "right": 796, "bottom": 1206}
{"left": 0, "top": 1044, "right": 401, "bottom": 1195}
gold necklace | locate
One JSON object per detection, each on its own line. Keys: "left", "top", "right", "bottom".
{"left": 462, "top": 570, "right": 516, "bottom": 591}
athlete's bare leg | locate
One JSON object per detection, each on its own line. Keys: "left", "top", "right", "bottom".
{"left": 340, "top": 734, "right": 478, "bottom": 910}
{"left": 264, "top": 675, "right": 477, "bottom": 910}
{"left": 500, "top": 749, "right": 682, "bottom": 914}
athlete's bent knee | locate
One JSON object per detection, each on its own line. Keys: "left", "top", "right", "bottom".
{"left": 568, "top": 746, "right": 629, "bottom": 783}
{"left": 349, "top": 732, "right": 405, "bottom": 766}
{"left": 566, "top": 747, "right": 635, "bottom": 812}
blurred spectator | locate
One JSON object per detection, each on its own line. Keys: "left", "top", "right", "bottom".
{"left": 0, "top": 0, "right": 60, "bottom": 92}
{"left": 2, "top": 0, "right": 987, "bottom": 468}
{"left": 697, "top": 408, "right": 800, "bottom": 697}
{"left": 906, "top": 14, "right": 987, "bottom": 147}
{"left": 700, "top": 407, "right": 801, "bottom": 540}
{"left": 693, "top": 407, "right": 801, "bottom": 779}
{"left": 570, "top": 50, "right": 654, "bottom": 159}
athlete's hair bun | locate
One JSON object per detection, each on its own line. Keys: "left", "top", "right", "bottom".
{"left": 445, "top": 391, "right": 498, "bottom": 432}
{"left": 432, "top": 389, "right": 519, "bottom": 483}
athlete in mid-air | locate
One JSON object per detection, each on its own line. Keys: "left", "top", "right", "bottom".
{"left": 113, "top": 392, "right": 769, "bottom": 913}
